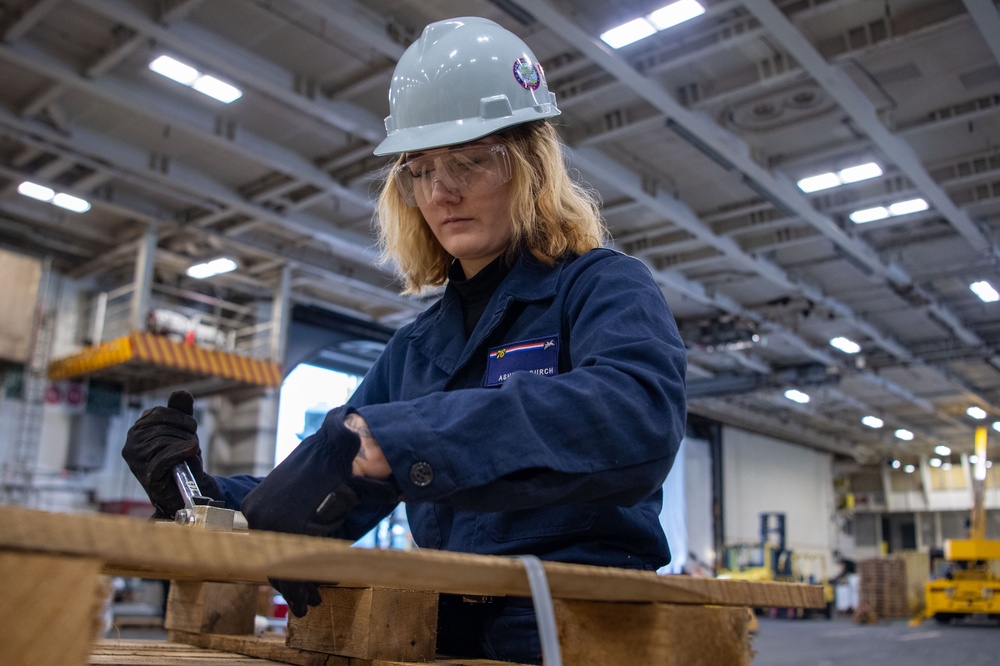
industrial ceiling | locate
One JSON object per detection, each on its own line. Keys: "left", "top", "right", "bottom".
{"left": 1, "top": 0, "right": 999, "bottom": 464}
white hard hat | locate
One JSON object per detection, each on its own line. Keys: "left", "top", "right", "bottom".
{"left": 373, "top": 17, "right": 561, "bottom": 156}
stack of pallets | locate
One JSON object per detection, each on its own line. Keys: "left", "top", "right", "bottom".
{"left": 859, "top": 557, "right": 910, "bottom": 619}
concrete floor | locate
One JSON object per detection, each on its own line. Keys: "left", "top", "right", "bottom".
{"left": 752, "top": 614, "right": 1000, "bottom": 665}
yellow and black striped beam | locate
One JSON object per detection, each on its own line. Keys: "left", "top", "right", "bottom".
{"left": 48, "top": 332, "right": 282, "bottom": 388}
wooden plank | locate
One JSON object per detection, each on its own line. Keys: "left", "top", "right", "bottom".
{"left": 0, "top": 507, "right": 824, "bottom": 609}
{"left": 286, "top": 587, "right": 438, "bottom": 661}
{"left": 91, "top": 638, "right": 287, "bottom": 664}
{"left": 165, "top": 581, "right": 258, "bottom": 635}
{"left": 554, "top": 600, "right": 753, "bottom": 666}
{"left": 1, "top": 551, "right": 104, "bottom": 666}
{"left": 171, "top": 632, "right": 522, "bottom": 666}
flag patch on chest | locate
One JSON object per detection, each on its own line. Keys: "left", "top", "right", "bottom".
{"left": 485, "top": 336, "right": 559, "bottom": 387}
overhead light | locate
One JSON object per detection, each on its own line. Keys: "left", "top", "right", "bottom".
{"left": 849, "top": 206, "right": 889, "bottom": 224}
{"left": 52, "top": 192, "right": 91, "bottom": 213}
{"left": 929, "top": 457, "right": 942, "bottom": 467}
{"left": 17, "top": 181, "right": 91, "bottom": 213}
{"left": 838, "top": 162, "right": 883, "bottom": 183}
{"left": 970, "top": 280, "right": 999, "bottom": 303}
{"left": 904, "top": 464, "right": 916, "bottom": 473}
{"left": 849, "top": 198, "right": 929, "bottom": 224}
{"left": 967, "top": 406, "right": 987, "bottom": 420}
{"left": 600, "top": 1, "right": 705, "bottom": 49}
{"left": 797, "top": 162, "right": 883, "bottom": 192}
{"left": 894, "top": 428, "right": 914, "bottom": 441}
{"left": 193, "top": 75, "right": 243, "bottom": 104}
{"left": 861, "top": 415, "right": 884, "bottom": 429}
{"left": 797, "top": 173, "right": 841, "bottom": 193}
{"left": 970, "top": 454, "right": 979, "bottom": 465}
{"left": 830, "top": 336, "right": 861, "bottom": 354}
{"left": 891, "top": 459, "right": 901, "bottom": 469}
{"left": 934, "top": 445, "right": 952, "bottom": 456}
{"left": 887, "top": 198, "right": 929, "bottom": 216}
{"left": 17, "top": 181, "right": 55, "bottom": 201}
{"left": 784, "top": 388, "right": 810, "bottom": 404}
{"left": 149, "top": 54, "right": 243, "bottom": 104}
{"left": 993, "top": 421, "right": 1000, "bottom": 433}
{"left": 648, "top": 0, "right": 707, "bottom": 30}
{"left": 186, "top": 257, "right": 237, "bottom": 279}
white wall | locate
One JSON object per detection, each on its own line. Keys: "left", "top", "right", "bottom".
{"left": 723, "top": 426, "right": 835, "bottom": 568}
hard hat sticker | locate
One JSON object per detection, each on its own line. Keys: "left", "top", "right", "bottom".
{"left": 513, "top": 57, "right": 542, "bottom": 91}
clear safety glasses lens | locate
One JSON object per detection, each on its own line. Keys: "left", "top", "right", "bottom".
{"left": 393, "top": 144, "right": 512, "bottom": 206}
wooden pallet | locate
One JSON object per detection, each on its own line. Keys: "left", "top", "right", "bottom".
{"left": 0, "top": 507, "right": 824, "bottom": 665}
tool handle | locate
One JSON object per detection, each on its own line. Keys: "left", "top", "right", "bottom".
{"left": 173, "top": 461, "right": 209, "bottom": 509}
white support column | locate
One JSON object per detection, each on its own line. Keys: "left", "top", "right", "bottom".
{"left": 129, "top": 225, "right": 157, "bottom": 333}
{"left": 269, "top": 264, "right": 291, "bottom": 364}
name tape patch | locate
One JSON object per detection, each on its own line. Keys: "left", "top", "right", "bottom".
{"left": 485, "top": 336, "right": 559, "bottom": 387}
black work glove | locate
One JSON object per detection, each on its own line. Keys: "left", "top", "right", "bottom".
{"left": 241, "top": 405, "right": 400, "bottom": 617}
{"left": 122, "top": 390, "right": 219, "bottom": 518}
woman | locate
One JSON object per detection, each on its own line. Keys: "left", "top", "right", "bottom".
{"left": 124, "top": 17, "right": 686, "bottom": 664}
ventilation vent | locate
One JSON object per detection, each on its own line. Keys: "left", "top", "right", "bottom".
{"left": 872, "top": 63, "right": 921, "bottom": 86}
{"left": 927, "top": 94, "right": 1000, "bottom": 122}
{"left": 959, "top": 65, "right": 1000, "bottom": 90}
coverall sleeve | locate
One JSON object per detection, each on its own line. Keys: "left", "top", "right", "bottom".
{"left": 356, "top": 254, "right": 687, "bottom": 512}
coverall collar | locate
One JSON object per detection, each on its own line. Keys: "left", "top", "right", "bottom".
{"left": 406, "top": 251, "right": 568, "bottom": 377}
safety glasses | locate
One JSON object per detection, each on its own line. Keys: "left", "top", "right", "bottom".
{"left": 393, "top": 144, "right": 512, "bottom": 206}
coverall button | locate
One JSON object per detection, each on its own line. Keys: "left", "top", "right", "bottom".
{"left": 410, "top": 461, "right": 434, "bottom": 487}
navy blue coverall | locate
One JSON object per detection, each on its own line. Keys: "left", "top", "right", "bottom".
{"left": 211, "top": 248, "right": 686, "bottom": 660}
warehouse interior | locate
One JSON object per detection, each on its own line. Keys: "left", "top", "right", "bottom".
{"left": 1, "top": 0, "right": 1000, "bottom": 662}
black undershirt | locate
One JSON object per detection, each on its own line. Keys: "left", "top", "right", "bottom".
{"left": 448, "top": 255, "right": 512, "bottom": 336}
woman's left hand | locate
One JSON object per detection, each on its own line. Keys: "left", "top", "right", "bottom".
{"left": 344, "top": 412, "right": 393, "bottom": 479}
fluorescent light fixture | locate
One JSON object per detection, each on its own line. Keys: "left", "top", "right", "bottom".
{"left": 797, "top": 162, "right": 882, "bottom": 193}
{"left": 838, "top": 162, "right": 883, "bottom": 183}
{"left": 784, "top": 389, "right": 810, "bottom": 404}
{"left": 861, "top": 415, "right": 884, "bottom": 428}
{"left": 887, "top": 198, "right": 928, "bottom": 216}
{"left": 648, "top": 0, "right": 706, "bottom": 30}
{"left": 186, "top": 257, "right": 237, "bottom": 280}
{"left": 193, "top": 75, "right": 243, "bottom": 103}
{"left": 891, "top": 459, "right": 901, "bottom": 469}
{"left": 904, "top": 464, "right": 915, "bottom": 474}
{"left": 849, "top": 206, "right": 889, "bottom": 224}
{"left": 850, "top": 197, "right": 931, "bottom": 224}
{"left": 18, "top": 181, "right": 90, "bottom": 213}
{"left": 600, "top": 1, "right": 704, "bottom": 49}
{"left": 894, "top": 428, "right": 914, "bottom": 441}
{"left": 929, "top": 457, "right": 942, "bottom": 467}
{"left": 967, "top": 406, "right": 987, "bottom": 420}
{"left": 830, "top": 336, "right": 861, "bottom": 354}
{"left": 149, "top": 55, "right": 199, "bottom": 84}
{"left": 797, "top": 172, "right": 841, "bottom": 193}
{"left": 934, "top": 445, "right": 951, "bottom": 456}
{"left": 52, "top": 193, "right": 91, "bottom": 213}
{"left": 149, "top": 55, "right": 243, "bottom": 104}
{"left": 971, "top": 281, "right": 1000, "bottom": 303}
{"left": 17, "top": 181, "right": 55, "bottom": 201}
{"left": 993, "top": 421, "right": 1000, "bottom": 433}
{"left": 600, "top": 18, "right": 656, "bottom": 48}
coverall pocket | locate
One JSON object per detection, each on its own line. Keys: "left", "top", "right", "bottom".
{"left": 481, "top": 505, "right": 598, "bottom": 543}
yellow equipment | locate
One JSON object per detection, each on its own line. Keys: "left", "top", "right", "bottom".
{"left": 718, "top": 513, "right": 834, "bottom": 618}
{"left": 923, "top": 427, "right": 1000, "bottom": 622}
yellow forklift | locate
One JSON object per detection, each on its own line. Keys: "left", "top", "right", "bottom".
{"left": 718, "top": 512, "right": 834, "bottom": 618}
{"left": 923, "top": 427, "right": 1000, "bottom": 623}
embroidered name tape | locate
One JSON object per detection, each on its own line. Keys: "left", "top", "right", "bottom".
{"left": 485, "top": 336, "right": 559, "bottom": 387}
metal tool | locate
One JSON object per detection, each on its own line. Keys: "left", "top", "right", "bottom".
{"left": 172, "top": 461, "right": 247, "bottom": 532}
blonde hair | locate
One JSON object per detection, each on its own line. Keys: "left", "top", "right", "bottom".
{"left": 375, "top": 121, "right": 608, "bottom": 293}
